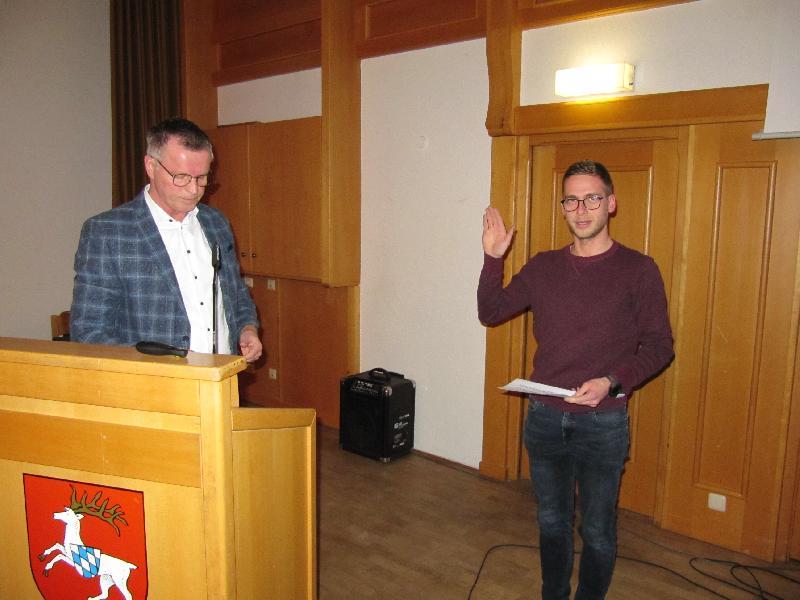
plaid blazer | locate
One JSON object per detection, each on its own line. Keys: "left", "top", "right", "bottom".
{"left": 70, "top": 191, "right": 258, "bottom": 351}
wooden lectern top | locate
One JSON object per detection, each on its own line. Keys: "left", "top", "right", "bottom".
{"left": 0, "top": 336, "right": 246, "bottom": 381}
{"left": 0, "top": 336, "right": 248, "bottom": 417}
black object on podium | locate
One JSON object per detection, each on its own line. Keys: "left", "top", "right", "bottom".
{"left": 340, "top": 368, "right": 415, "bottom": 462}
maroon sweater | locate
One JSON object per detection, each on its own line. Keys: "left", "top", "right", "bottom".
{"left": 478, "top": 242, "right": 674, "bottom": 412}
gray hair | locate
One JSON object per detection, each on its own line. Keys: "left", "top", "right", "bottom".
{"left": 145, "top": 117, "right": 213, "bottom": 160}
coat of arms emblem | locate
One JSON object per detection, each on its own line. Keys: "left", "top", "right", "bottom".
{"left": 23, "top": 474, "right": 148, "bottom": 599}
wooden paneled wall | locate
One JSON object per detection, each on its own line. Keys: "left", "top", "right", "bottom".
{"left": 660, "top": 121, "right": 799, "bottom": 559}
{"left": 478, "top": 0, "right": 800, "bottom": 565}
{"left": 482, "top": 89, "right": 800, "bottom": 563}
{"left": 203, "top": 0, "right": 692, "bottom": 87}
{"left": 353, "top": 0, "right": 486, "bottom": 58}
{"left": 212, "top": 0, "right": 322, "bottom": 85}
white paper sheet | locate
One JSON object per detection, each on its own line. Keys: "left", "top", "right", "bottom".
{"left": 499, "top": 378, "right": 575, "bottom": 397}
{"left": 500, "top": 378, "right": 625, "bottom": 398}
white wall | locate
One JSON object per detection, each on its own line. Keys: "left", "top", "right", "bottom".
{"left": 762, "top": 0, "right": 800, "bottom": 135}
{"left": 0, "top": 0, "right": 111, "bottom": 339}
{"left": 216, "top": 43, "right": 491, "bottom": 468}
{"left": 360, "top": 41, "right": 491, "bottom": 467}
{"left": 218, "top": 68, "right": 322, "bottom": 125}
{"left": 218, "top": 0, "right": 797, "bottom": 469}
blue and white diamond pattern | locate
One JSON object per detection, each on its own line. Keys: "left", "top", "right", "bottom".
{"left": 69, "top": 544, "right": 101, "bottom": 578}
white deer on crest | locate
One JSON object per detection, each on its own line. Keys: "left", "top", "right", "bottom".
{"left": 38, "top": 489, "right": 137, "bottom": 600}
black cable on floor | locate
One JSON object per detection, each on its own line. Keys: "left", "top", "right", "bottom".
{"left": 621, "top": 524, "right": 800, "bottom": 599}
{"left": 466, "top": 543, "right": 536, "bottom": 600}
{"left": 466, "top": 543, "right": 730, "bottom": 599}
{"left": 466, "top": 539, "right": 800, "bottom": 599}
{"left": 616, "top": 553, "right": 732, "bottom": 599}
{"left": 688, "top": 557, "right": 800, "bottom": 600}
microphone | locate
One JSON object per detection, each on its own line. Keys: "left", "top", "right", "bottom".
{"left": 211, "top": 242, "right": 221, "bottom": 270}
{"left": 211, "top": 243, "right": 220, "bottom": 354}
{"left": 135, "top": 341, "right": 188, "bottom": 358}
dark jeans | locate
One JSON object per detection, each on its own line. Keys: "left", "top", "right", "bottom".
{"left": 524, "top": 400, "right": 629, "bottom": 600}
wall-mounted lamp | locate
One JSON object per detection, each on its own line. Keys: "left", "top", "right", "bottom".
{"left": 555, "top": 63, "right": 635, "bottom": 98}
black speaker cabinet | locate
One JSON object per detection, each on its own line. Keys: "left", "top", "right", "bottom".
{"left": 340, "top": 368, "right": 415, "bottom": 462}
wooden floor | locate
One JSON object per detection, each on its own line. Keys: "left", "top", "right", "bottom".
{"left": 317, "top": 426, "right": 800, "bottom": 600}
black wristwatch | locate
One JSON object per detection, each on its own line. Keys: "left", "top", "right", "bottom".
{"left": 606, "top": 374, "right": 622, "bottom": 397}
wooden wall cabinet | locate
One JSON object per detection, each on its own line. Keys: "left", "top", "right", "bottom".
{"left": 208, "top": 117, "right": 324, "bottom": 281}
{"left": 206, "top": 117, "right": 358, "bottom": 426}
{"left": 239, "top": 276, "right": 356, "bottom": 428}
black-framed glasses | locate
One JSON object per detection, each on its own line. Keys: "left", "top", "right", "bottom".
{"left": 560, "top": 194, "right": 605, "bottom": 212}
{"left": 149, "top": 155, "right": 210, "bottom": 187}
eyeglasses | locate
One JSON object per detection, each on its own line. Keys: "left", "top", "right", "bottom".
{"left": 149, "top": 155, "right": 210, "bottom": 187}
{"left": 560, "top": 194, "right": 605, "bottom": 212}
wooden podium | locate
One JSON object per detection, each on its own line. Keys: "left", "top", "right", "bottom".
{"left": 0, "top": 337, "right": 316, "bottom": 599}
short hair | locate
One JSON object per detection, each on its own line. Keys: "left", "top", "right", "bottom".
{"left": 562, "top": 160, "right": 614, "bottom": 195}
{"left": 146, "top": 117, "right": 213, "bottom": 160}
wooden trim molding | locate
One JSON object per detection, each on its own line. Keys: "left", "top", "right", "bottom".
{"left": 181, "top": 0, "right": 217, "bottom": 128}
{"left": 485, "top": 0, "right": 520, "bottom": 136}
{"left": 354, "top": 0, "right": 486, "bottom": 59}
{"left": 212, "top": 52, "right": 322, "bottom": 87}
{"left": 213, "top": 19, "right": 322, "bottom": 87}
{"left": 516, "top": 0, "right": 696, "bottom": 30}
{"left": 512, "top": 85, "right": 769, "bottom": 136}
{"left": 479, "top": 135, "right": 531, "bottom": 480}
{"left": 322, "top": 0, "right": 361, "bottom": 287}
{"left": 772, "top": 139, "right": 800, "bottom": 561}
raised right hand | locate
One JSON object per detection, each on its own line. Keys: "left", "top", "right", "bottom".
{"left": 482, "top": 207, "right": 515, "bottom": 258}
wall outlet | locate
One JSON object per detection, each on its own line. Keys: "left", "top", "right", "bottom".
{"left": 267, "top": 278, "right": 276, "bottom": 290}
{"left": 269, "top": 368, "right": 277, "bottom": 380}
{"left": 243, "top": 276, "right": 254, "bottom": 288}
{"left": 708, "top": 492, "right": 727, "bottom": 512}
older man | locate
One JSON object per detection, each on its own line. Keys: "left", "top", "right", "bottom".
{"left": 71, "top": 118, "right": 261, "bottom": 362}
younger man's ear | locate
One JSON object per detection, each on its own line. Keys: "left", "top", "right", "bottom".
{"left": 607, "top": 194, "right": 617, "bottom": 214}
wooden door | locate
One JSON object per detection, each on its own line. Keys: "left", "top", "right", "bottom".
{"left": 519, "top": 137, "right": 679, "bottom": 518}
{"left": 661, "top": 122, "right": 800, "bottom": 560}
{"left": 207, "top": 124, "right": 254, "bottom": 272}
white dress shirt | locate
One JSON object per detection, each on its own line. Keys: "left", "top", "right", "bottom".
{"left": 145, "top": 186, "right": 231, "bottom": 354}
